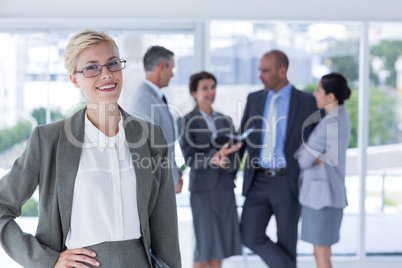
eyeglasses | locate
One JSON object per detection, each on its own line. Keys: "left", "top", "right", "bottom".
{"left": 76, "top": 59, "right": 126, "bottom": 78}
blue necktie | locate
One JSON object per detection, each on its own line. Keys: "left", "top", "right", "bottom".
{"left": 162, "top": 95, "right": 168, "bottom": 105}
{"left": 261, "top": 93, "right": 279, "bottom": 165}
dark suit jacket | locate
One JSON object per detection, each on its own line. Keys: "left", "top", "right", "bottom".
{"left": 238, "top": 86, "right": 317, "bottom": 197}
{"left": 177, "top": 107, "right": 238, "bottom": 192}
{"left": 0, "top": 107, "right": 181, "bottom": 268}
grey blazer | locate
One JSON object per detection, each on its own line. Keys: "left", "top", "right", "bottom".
{"left": 177, "top": 107, "right": 238, "bottom": 192}
{"left": 0, "top": 107, "right": 181, "bottom": 268}
{"left": 294, "top": 105, "right": 350, "bottom": 210}
{"left": 128, "top": 81, "right": 179, "bottom": 185}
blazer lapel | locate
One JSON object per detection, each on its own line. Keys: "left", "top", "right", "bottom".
{"left": 121, "top": 108, "right": 152, "bottom": 233}
{"left": 257, "top": 90, "right": 268, "bottom": 118}
{"left": 191, "top": 107, "right": 209, "bottom": 130}
{"left": 56, "top": 108, "right": 86, "bottom": 247}
{"left": 254, "top": 90, "right": 269, "bottom": 145}
{"left": 214, "top": 113, "right": 226, "bottom": 130}
{"left": 285, "top": 87, "right": 300, "bottom": 149}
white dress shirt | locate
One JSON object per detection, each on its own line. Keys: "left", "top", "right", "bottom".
{"left": 65, "top": 112, "right": 141, "bottom": 249}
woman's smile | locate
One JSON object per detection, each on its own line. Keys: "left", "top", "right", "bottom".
{"left": 97, "top": 82, "right": 117, "bottom": 92}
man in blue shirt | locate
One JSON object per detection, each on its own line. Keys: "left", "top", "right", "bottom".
{"left": 238, "top": 50, "right": 317, "bottom": 268}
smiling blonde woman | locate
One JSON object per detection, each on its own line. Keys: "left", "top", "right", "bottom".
{"left": 0, "top": 28, "right": 181, "bottom": 268}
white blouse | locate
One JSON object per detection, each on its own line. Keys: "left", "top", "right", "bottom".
{"left": 65, "top": 112, "right": 141, "bottom": 249}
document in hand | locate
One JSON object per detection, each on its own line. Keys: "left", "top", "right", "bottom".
{"left": 212, "top": 126, "right": 256, "bottom": 148}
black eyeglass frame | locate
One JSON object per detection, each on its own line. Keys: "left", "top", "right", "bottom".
{"left": 75, "top": 59, "right": 127, "bottom": 78}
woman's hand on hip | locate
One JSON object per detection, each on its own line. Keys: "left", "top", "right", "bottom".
{"left": 54, "top": 248, "right": 100, "bottom": 268}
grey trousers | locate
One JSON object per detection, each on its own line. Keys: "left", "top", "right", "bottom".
{"left": 80, "top": 238, "right": 151, "bottom": 268}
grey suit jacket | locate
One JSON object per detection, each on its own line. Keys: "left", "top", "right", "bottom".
{"left": 238, "top": 86, "right": 318, "bottom": 196}
{"left": 177, "top": 107, "right": 238, "bottom": 192}
{"left": 294, "top": 105, "right": 350, "bottom": 210}
{"left": 0, "top": 107, "right": 181, "bottom": 268}
{"left": 128, "top": 81, "right": 179, "bottom": 185}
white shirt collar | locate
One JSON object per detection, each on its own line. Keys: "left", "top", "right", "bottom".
{"left": 84, "top": 111, "right": 126, "bottom": 152}
{"left": 144, "top": 79, "right": 164, "bottom": 99}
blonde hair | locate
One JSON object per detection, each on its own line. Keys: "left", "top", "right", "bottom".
{"left": 64, "top": 28, "right": 119, "bottom": 75}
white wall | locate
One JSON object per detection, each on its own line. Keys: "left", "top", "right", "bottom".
{"left": 0, "top": 0, "right": 401, "bottom": 22}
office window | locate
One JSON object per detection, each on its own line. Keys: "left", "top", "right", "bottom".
{"left": 0, "top": 32, "right": 70, "bottom": 172}
{"left": 366, "top": 22, "right": 402, "bottom": 255}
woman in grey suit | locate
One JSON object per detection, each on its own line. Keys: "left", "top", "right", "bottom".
{"left": 0, "top": 29, "right": 181, "bottom": 268}
{"left": 177, "top": 72, "right": 242, "bottom": 268}
{"left": 294, "top": 73, "right": 351, "bottom": 268}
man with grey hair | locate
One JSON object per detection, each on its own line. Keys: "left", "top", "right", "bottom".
{"left": 128, "top": 46, "right": 183, "bottom": 193}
